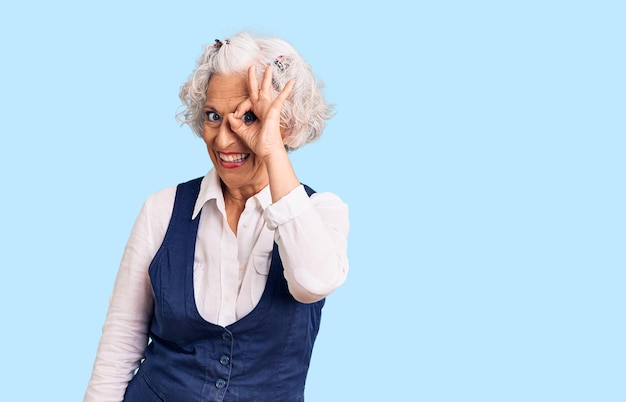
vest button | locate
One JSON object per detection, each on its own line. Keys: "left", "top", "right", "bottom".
{"left": 222, "top": 332, "right": 232, "bottom": 342}
{"left": 220, "top": 355, "right": 230, "bottom": 366}
{"left": 215, "top": 378, "right": 227, "bottom": 389}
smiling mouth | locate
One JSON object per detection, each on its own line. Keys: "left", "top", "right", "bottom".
{"left": 218, "top": 152, "right": 250, "bottom": 166}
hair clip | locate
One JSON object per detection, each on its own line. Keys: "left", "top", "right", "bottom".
{"left": 213, "top": 39, "right": 230, "bottom": 49}
{"left": 273, "top": 55, "right": 290, "bottom": 73}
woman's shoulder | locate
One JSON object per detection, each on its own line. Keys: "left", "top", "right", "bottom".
{"left": 140, "top": 183, "right": 180, "bottom": 226}
{"left": 145, "top": 184, "right": 177, "bottom": 206}
{"left": 307, "top": 187, "right": 347, "bottom": 204}
{"left": 144, "top": 175, "right": 204, "bottom": 204}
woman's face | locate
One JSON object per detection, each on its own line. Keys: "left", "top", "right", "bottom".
{"left": 202, "top": 73, "right": 269, "bottom": 194}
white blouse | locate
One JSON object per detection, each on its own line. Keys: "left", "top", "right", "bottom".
{"left": 84, "top": 169, "right": 350, "bottom": 401}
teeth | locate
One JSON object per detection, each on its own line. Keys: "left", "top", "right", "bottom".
{"left": 219, "top": 153, "right": 250, "bottom": 163}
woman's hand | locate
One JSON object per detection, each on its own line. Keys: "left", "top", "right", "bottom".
{"left": 227, "top": 65, "right": 294, "bottom": 160}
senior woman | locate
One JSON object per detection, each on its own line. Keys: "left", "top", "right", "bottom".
{"left": 84, "top": 31, "right": 349, "bottom": 401}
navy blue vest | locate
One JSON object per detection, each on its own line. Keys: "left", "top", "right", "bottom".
{"left": 123, "top": 177, "right": 324, "bottom": 402}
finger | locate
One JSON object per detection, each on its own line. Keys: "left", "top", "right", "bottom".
{"left": 259, "top": 64, "right": 274, "bottom": 95}
{"left": 226, "top": 112, "right": 244, "bottom": 132}
{"left": 247, "top": 65, "right": 260, "bottom": 103}
{"left": 233, "top": 98, "right": 252, "bottom": 119}
{"left": 227, "top": 112, "right": 259, "bottom": 149}
{"left": 274, "top": 79, "right": 294, "bottom": 106}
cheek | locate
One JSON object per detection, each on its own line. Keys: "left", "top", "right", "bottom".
{"left": 202, "top": 126, "right": 216, "bottom": 145}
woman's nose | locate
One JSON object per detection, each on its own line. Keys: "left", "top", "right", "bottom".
{"left": 215, "top": 117, "right": 238, "bottom": 148}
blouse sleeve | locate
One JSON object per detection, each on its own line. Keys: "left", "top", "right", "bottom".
{"left": 84, "top": 187, "right": 175, "bottom": 402}
{"left": 263, "top": 185, "right": 350, "bottom": 303}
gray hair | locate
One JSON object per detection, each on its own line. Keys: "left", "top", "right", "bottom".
{"left": 176, "top": 31, "right": 333, "bottom": 151}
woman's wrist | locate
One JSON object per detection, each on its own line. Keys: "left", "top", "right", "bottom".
{"left": 264, "top": 146, "right": 300, "bottom": 202}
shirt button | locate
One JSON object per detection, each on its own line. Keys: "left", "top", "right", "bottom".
{"left": 220, "top": 355, "right": 230, "bottom": 366}
{"left": 222, "top": 332, "right": 232, "bottom": 342}
{"left": 215, "top": 378, "right": 227, "bottom": 389}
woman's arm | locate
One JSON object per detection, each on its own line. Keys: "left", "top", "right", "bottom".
{"left": 84, "top": 187, "right": 174, "bottom": 402}
{"left": 264, "top": 186, "right": 350, "bottom": 304}
{"left": 228, "top": 64, "right": 349, "bottom": 303}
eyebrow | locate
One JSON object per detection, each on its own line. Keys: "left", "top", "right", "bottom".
{"left": 203, "top": 105, "right": 226, "bottom": 117}
{"left": 203, "top": 102, "right": 240, "bottom": 115}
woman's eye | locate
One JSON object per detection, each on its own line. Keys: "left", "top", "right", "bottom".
{"left": 242, "top": 111, "right": 257, "bottom": 125}
{"left": 206, "top": 111, "right": 220, "bottom": 122}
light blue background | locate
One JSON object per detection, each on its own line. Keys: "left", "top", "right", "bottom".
{"left": 1, "top": 1, "right": 624, "bottom": 401}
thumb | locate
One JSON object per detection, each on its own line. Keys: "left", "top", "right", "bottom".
{"left": 226, "top": 113, "right": 244, "bottom": 132}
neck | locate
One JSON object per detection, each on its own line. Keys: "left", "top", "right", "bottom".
{"left": 221, "top": 180, "right": 264, "bottom": 205}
